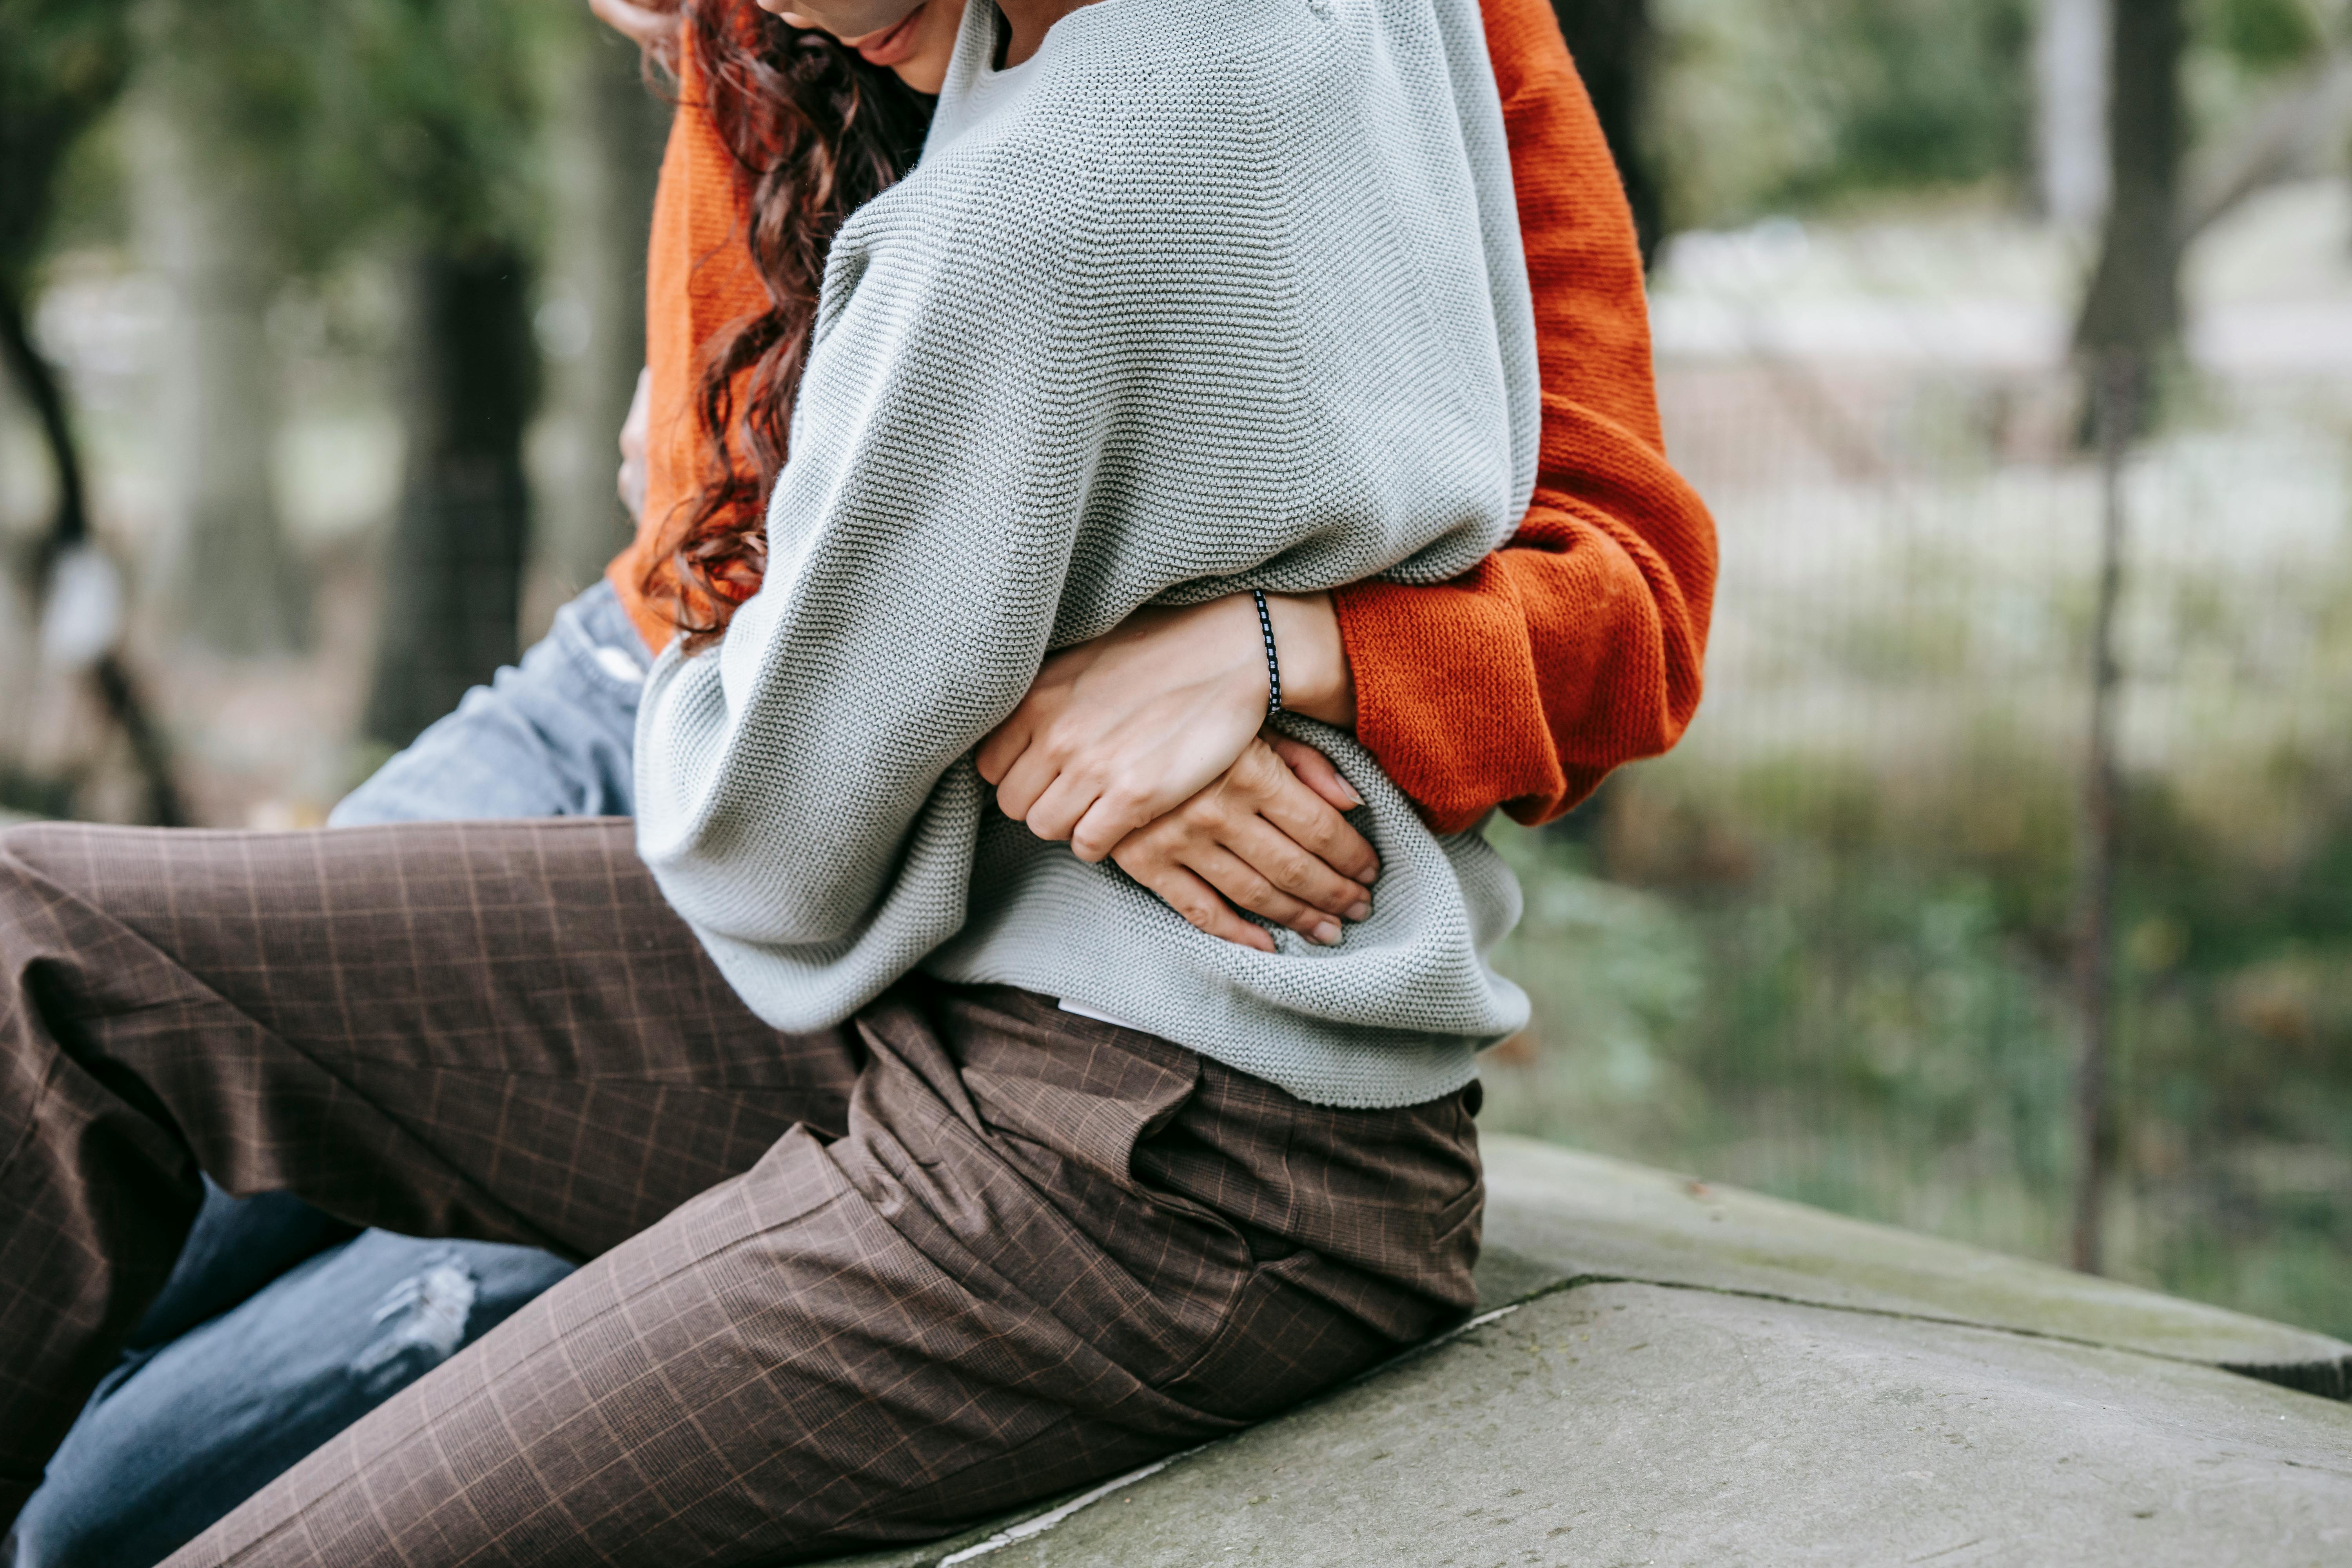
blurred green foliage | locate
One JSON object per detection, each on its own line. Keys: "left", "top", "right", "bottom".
{"left": 1483, "top": 736, "right": 2352, "bottom": 1341}
{"left": 2203, "top": 0, "right": 2325, "bottom": 71}
{"left": 5, "top": 0, "right": 550, "bottom": 292}
{"left": 138, "top": 0, "right": 551, "bottom": 265}
{"left": 1779, "top": 0, "right": 2034, "bottom": 202}
{"left": 0, "top": 0, "right": 132, "bottom": 285}
{"left": 1652, "top": 0, "right": 2034, "bottom": 229}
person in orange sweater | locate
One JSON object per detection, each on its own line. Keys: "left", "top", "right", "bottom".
{"left": 11, "top": 0, "right": 1713, "bottom": 1561}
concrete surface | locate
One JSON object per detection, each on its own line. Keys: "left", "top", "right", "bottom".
{"left": 1472, "top": 1137, "right": 2352, "bottom": 1397}
{"left": 831, "top": 1135, "right": 2352, "bottom": 1567}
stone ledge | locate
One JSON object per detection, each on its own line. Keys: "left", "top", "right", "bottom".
{"left": 1474, "top": 1135, "right": 2352, "bottom": 1397}
{"left": 833, "top": 1136, "right": 2352, "bottom": 1566}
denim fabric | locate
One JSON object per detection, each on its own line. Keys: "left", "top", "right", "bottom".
{"left": 10, "top": 582, "right": 647, "bottom": 1568}
{"left": 10, "top": 1234, "right": 573, "bottom": 1568}
{"left": 328, "top": 575, "right": 648, "bottom": 827}
{"left": 122, "top": 1187, "right": 360, "bottom": 1355}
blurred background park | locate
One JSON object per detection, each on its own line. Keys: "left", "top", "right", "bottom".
{"left": 4, "top": 0, "right": 2350, "bottom": 1341}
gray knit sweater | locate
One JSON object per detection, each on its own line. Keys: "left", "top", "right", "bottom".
{"left": 634, "top": 0, "right": 1537, "bottom": 1109}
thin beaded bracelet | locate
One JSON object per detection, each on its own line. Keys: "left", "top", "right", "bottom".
{"left": 1251, "top": 589, "right": 1283, "bottom": 716}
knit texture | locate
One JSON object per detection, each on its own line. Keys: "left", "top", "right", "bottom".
{"left": 634, "top": 0, "right": 1538, "bottom": 1109}
{"left": 609, "top": 0, "right": 1717, "bottom": 840}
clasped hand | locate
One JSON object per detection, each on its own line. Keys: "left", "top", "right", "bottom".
{"left": 605, "top": 360, "right": 1378, "bottom": 951}
{"left": 976, "top": 594, "right": 1378, "bottom": 953}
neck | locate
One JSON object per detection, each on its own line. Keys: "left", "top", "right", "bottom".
{"left": 994, "top": 0, "right": 1087, "bottom": 65}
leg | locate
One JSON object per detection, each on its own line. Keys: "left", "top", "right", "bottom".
{"left": 0, "top": 819, "right": 1476, "bottom": 1560}
{"left": 10, "top": 1234, "right": 572, "bottom": 1568}
{"left": 124, "top": 1180, "right": 359, "bottom": 1353}
{"left": 0, "top": 816, "right": 858, "bottom": 1526}
{"left": 166, "top": 989, "right": 1480, "bottom": 1566}
{"left": 329, "top": 578, "right": 648, "bottom": 827}
{"left": 20, "top": 581, "right": 651, "bottom": 1560}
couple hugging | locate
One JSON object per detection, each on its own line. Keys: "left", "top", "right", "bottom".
{"left": 0, "top": 0, "right": 1712, "bottom": 1561}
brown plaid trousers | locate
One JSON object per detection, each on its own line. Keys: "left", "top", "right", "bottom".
{"left": 0, "top": 817, "right": 1481, "bottom": 1565}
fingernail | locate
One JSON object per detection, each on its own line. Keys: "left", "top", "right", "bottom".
{"left": 1337, "top": 781, "right": 1364, "bottom": 808}
{"left": 1310, "top": 920, "right": 1343, "bottom": 946}
{"left": 1345, "top": 900, "right": 1371, "bottom": 922}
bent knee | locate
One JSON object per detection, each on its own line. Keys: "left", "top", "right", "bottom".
{"left": 0, "top": 818, "right": 87, "bottom": 897}
{"left": 0, "top": 819, "right": 162, "bottom": 905}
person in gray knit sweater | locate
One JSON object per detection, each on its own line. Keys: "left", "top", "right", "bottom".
{"left": 637, "top": 0, "right": 1538, "bottom": 1107}
{"left": 0, "top": 0, "right": 1560, "bottom": 1559}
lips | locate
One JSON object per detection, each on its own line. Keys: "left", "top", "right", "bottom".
{"left": 851, "top": 6, "right": 924, "bottom": 67}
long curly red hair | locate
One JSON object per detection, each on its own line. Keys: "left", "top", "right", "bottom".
{"left": 639, "top": 2, "right": 932, "bottom": 650}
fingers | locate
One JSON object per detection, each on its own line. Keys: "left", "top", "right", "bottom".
{"left": 1020, "top": 766, "right": 1103, "bottom": 851}
{"left": 1105, "top": 741, "right": 1374, "bottom": 944}
{"left": 1234, "top": 744, "right": 1379, "bottom": 886}
{"left": 1186, "top": 842, "right": 1345, "bottom": 943}
{"left": 974, "top": 707, "right": 1033, "bottom": 788}
{"left": 1251, "top": 774, "right": 1378, "bottom": 891}
{"left": 994, "top": 725, "right": 1382, "bottom": 948}
{"left": 983, "top": 727, "right": 1135, "bottom": 862}
{"left": 1065, "top": 778, "right": 1173, "bottom": 864}
{"left": 985, "top": 716, "right": 1185, "bottom": 862}
{"left": 1215, "top": 815, "right": 1367, "bottom": 923}
{"left": 1267, "top": 733, "right": 1364, "bottom": 813}
{"left": 1113, "top": 854, "right": 1277, "bottom": 952}
{"left": 1114, "top": 815, "right": 1347, "bottom": 946}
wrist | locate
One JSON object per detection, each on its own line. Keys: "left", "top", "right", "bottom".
{"left": 1262, "top": 591, "right": 1356, "bottom": 729}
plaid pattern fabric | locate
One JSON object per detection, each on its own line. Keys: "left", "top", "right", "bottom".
{"left": 0, "top": 818, "right": 1480, "bottom": 1565}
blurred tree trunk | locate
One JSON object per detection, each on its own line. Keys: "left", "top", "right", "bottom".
{"left": 2035, "top": 0, "right": 2109, "bottom": 230}
{"left": 1, "top": 4, "right": 185, "bottom": 825}
{"left": 1550, "top": 0, "right": 1663, "bottom": 266}
{"left": 131, "top": 53, "right": 307, "bottom": 655}
{"left": 2073, "top": 0, "right": 2184, "bottom": 358}
{"left": 0, "top": 289, "right": 85, "bottom": 549}
{"left": 2066, "top": 0, "right": 2179, "bottom": 1271}
{"left": 533, "top": 22, "right": 670, "bottom": 602}
{"left": 363, "top": 248, "right": 537, "bottom": 750}
{"left": 1, "top": 289, "right": 189, "bottom": 827}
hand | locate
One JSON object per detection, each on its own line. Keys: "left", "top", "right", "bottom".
{"left": 1111, "top": 735, "right": 1378, "bottom": 952}
{"left": 976, "top": 591, "right": 1357, "bottom": 864}
{"left": 587, "top": 0, "right": 679, "bottom": 49}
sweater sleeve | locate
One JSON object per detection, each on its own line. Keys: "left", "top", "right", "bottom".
{"left": 1332, "top": 0, "right": 1717, "bottom": 836}
{"left": 633, "top": 206, "right": 1091, "bottom": 957}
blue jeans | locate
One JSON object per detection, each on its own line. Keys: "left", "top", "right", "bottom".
{"left": 11, "top": 583, "right": 648, "bottom": 1568}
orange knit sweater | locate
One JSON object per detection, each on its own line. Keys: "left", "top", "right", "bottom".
{"left": 608, "top": 0, "right": 1715, "bottom": 835}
